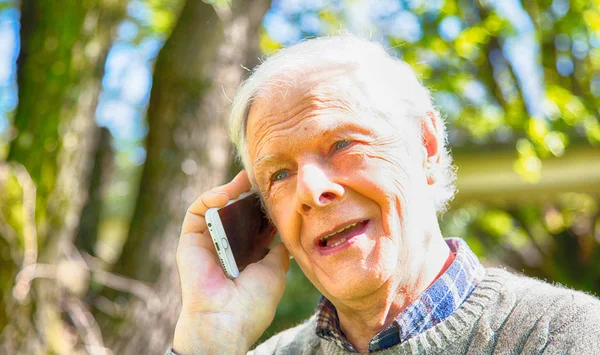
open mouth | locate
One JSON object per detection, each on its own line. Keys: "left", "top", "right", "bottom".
{"left": 318, "top": 220, "right": 369, "bottom": 248}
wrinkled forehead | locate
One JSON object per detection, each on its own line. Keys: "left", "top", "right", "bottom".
{"left": 253, "top": 63, "right": 361, "bottom": 113}
{"left": 250, "top": 59, "right": 404, "bottom": 128}
{"left": 245, "top": 65, "right": 373, "bottom": 151}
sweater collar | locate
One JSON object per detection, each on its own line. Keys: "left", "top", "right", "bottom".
{"left": 314, "top": 238, "right": 486, "bottom": 352}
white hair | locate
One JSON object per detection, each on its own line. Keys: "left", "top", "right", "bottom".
{"left": 229, "top": 34, "right": 456, "bottom": 213}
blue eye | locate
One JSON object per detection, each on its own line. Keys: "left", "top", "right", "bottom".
{"left": 271, "top": 170, "right": 289, "bottom": 182}
{"left": 334, "top": 140, "right": 351, "bottom": 150}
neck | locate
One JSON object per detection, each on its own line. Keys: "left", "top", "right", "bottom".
{"left": 334, "top": 231, "right": 452, "bottom": 353}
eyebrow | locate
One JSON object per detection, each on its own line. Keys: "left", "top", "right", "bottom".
{"left": 254, "top": 154, "right": 280, "bottom": 173}
{"left": 252, "top": 121, "right": 371, "bottom": 171}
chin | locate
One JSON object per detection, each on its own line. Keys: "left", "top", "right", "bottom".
{"left": 319, "top": 256, "right": 397, "bottom": 302}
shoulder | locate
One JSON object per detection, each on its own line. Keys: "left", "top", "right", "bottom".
{"left": 486, "top": 268, "right": 600, "bottom": 320}
{"left": 493, "top": 267, "right": 600, "bottom": 313}
{"left": 249, "top": 316, "right": 320, "bottom": 355}
{"left": 485, "top": 268, "right": 600, "bottom": 352}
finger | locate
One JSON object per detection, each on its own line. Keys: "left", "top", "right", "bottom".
{"left": 206, "top": 170, "right": 252, "bottom": 203}
{"left": 187, "top": 190, "right": 230, "bottom": 217}
{"left": 258, "top": 243, "right": 290, "bottom": 278}
{"left": 177, "top": 231, "right": 218, "bottom": 264}
{"left": 226, "top": 170, "right": 252, "bottom": 198}
{"left": 178, "top": 230, "right": 217, "bottom": 254}
{"left": 181, "top": 211, "right": 208, "bottom": 235}
{"left": 185, "top": 170, "right": 251, "bottom": 216}
{"left": 178, "top": 173, "right": 247, "bottom": 267}
{"left": 177, "top": 171, "right": 253, "bottom": 281}
{"left": 236, "top": 243, "right": 290, "bottom": 303}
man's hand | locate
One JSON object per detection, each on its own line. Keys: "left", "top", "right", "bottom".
{"left": 173, "top": 171, "right": 290, "bottom": 354}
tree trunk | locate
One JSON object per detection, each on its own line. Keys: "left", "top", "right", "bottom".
{"left": 1, "top": 1, "right": 124, "bottom": 353}
{"left": 75, "top": 127, "right": 114, "bottom": 256}
{"left": 107, "top": 0, "right": 271, "bottom": 352}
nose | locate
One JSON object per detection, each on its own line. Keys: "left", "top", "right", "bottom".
{"left": 296, "top": 163, "right": 344, "bottom": 215}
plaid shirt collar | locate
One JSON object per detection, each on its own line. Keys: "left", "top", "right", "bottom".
{"left": 314, "top": 238, "right": 486, "bottom": 353}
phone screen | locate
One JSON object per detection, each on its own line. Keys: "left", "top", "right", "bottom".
{"left": 217, "top": 194, "right": 276, "bottom": 271}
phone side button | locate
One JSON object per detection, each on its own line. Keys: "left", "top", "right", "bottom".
{"left": 221, "top": 238, "right": 229, "bottom": 249}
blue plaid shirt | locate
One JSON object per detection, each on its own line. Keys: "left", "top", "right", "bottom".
{"left": 315, "top": 238, "right": 486, "bottom": 352}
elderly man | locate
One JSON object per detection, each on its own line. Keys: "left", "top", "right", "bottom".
{"left": 170, "top": 36, "right": 600, "bottom": 354}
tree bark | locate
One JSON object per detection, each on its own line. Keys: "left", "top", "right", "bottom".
{"left": 75, "top": 127, "right": 114, "bottom": 256}
{"left": 1, "top": 1, "right": 124, "bottom": 353}
{"left": 107, "top": 0, "right": 271, "bottom": 352}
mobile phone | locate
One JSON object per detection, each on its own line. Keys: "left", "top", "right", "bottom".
{"left": 205, "top": 192, "right": 276, "bottom": 278}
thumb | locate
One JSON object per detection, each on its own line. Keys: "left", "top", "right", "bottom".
{"left": 260, "top": 242, "right": 290, "bottom": 278}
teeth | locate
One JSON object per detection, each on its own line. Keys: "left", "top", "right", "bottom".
{"left": 321, "top": 222, "right": 358, "bottom": 241}
{"left": 328, "top": 237, "right": 347, "bottom": 248}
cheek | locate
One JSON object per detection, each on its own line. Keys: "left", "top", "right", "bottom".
{"left": 268, "top": 197, "right": 303, "bottom": 247}
{"left": 339, "top": 146, "right": 408, "bottom": 197}
{"left": 337, "top": 147, "right": 410, "bottom": 235}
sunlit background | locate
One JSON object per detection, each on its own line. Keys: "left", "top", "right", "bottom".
{"left": 0, "top": 0, "right": 599, "bottom": 353}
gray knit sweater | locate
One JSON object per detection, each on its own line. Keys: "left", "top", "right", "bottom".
{"left": 250, "top": 268, "right": 600, "bottom": 354}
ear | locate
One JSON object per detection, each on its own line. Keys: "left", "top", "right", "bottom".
{"left": 420, "top": 111, "right": 441, "bottom": 185}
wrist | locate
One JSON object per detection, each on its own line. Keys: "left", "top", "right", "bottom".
{"left": 173, "top": 313, "right": 250, "bottom": 355}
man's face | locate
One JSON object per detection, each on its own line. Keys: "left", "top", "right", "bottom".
{"left": 246, "top": 70, "right": 431, "bottom": 302}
